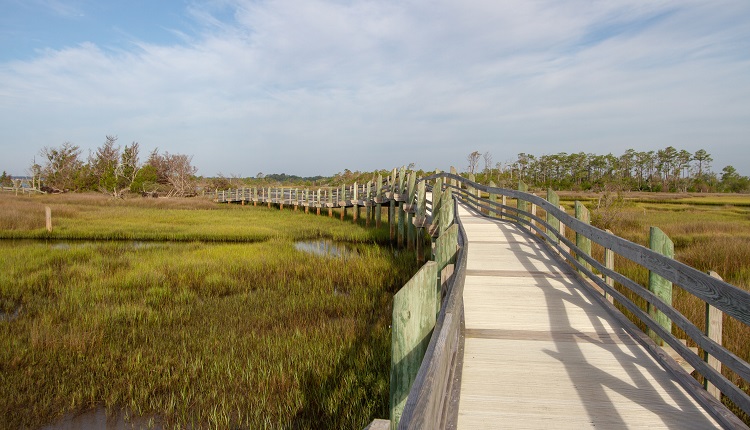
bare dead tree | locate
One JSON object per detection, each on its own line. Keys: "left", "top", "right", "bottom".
{"left": 483, "top": 151, "right": 493, "bottom": 177}
{"left": 467, "top": 151, "right": 481, "bottom": 174}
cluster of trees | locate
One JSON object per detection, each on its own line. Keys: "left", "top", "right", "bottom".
{"left": 467, "top": 147, "right": 749, "bottom": 193}
{"left": 29, "top": 137, "right": 198, "bottom": 197}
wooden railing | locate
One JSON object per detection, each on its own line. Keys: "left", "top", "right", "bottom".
{"left": 420, "top": 171, "right": 750, "bottom": 429}
{"left": 217, "top": 168, "right": 750, "bottom": 429}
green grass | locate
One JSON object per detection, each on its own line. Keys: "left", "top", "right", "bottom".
{"left": 0, "top": 193, "right": 418, "bottom": 429}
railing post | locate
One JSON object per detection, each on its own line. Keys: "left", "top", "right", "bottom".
{"left": 316, "top": 189, "right": 321, "bottom": 216}
{"left": 376, "top": 174, "right": 383, "bottom": 228}
{"left": 305, "top": 189, "right": 309, "bottom": 214}
{"left": 341, "top": 184, "right": 346, "bottom": 221}
{"left": 559, "top": 205, "right": 570, "bottom": 255}
{"left": 488, "top": 181, "right": 498, "bottom": 218}
{"left": 517, "top": 180, "right": 528, "bottom": 225}
{"left": 434, "top": 224, "right": 459, "bottom": 315}
{"left": 390, "top": 169, "right": 397, "bottom": 243}
{"left": 450, "top": 166, "right": 458, "bottom": 189}
{"left": 416, "top": 181, "right": 426, "bottom": 263}
{"left": 647, "top": 226, "right": 674, "bottom": 346}
{"left": 574, "top": 201, "right": 592, "bottom": 274}
{"left": 705, "top": 270, "right": 724, "bottom": 399}
{"left": 604, "top": 229, "right": 615, "bottom": 304}
{"left": 397, "top": 168, "right": 406, "bottom": 247}
{"left": 328, "top": 187, "right": 333, "bottom": 217}
{"left": 353, "top": 182, "right": 359, "bottom": 222}
{"left": 366, "top": 182, "right": 372, "bottom": 226}
{"left": 389, "top": 262, "right": 438, "bottom": 430}
{"left": 546, "top": 189, "right": 560, "bottom": 243}
{"left": 468, "top": 173, "right": 476, "bottom": 210}
{"left": 407, "top": 172, "right": 417, "bottom": 250}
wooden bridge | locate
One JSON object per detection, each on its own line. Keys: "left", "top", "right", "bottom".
{"left": 217, "top": 168, "right": 750, "bottom": 429}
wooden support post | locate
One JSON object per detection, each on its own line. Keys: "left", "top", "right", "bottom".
{"left": 366, "top": 182, "right": 372, "bottom": 227}
{"left": 406, "top": 171, "right": 417, "bottom": 250}
{"left": 415, "top": 181, "right": 426, "bottom": 264}
{"left": 518, "top": 180, "right": 528, "bottom": 225}
{"left": 376, "top": 174, "right": 383, "bottom": 229}
{"left": 316, "top": 189, "right": 321, "bottom": 216}
{"left": 449, "top": 166, "right": 458, "bottom": 189}
{"left": 267, "top": 187, "right": 271, "bottom": 208}
{"left": 488, "top": 181, "right": 498, "bottom": 218}
{"left": 530, "top": 203, "right": 537, "bottom": 232}
{"left": 253, "top": 187, "right": 257, "bottom": 206}
{"left": 559, "top": 205, "right": 570, "bottom": 256}
{"left": 704, "top": 270, "right": 724, "bottom": 399}
{"left": 574, "top": 201, "right": 592, "bottom": 274}
{"left": 388, "top": 197, "right": 396, "bottom": 243}
{"left": 604, "top": 229, "right": 615, "bottom": 304}
{"left": 468, "top": 173, "right": 476, "bottom": 210}
{"left": 328, "top": 187, "right": 333, "bottom": 217}
{"left": 353, "top": 182, "right": 359, "bottom": 223}
{"left": 438, "top": 188, "right": 454, "bottom": 237}
{"left": 434, "top": 224, "right": 459, "bottom": 315}
{"left": 45, "top": 206, "right": 52, "bottom": 232}
{"left": 279, "top": 187, "right": 284, "bottom": 210}
{"left": 501, "top": 195, "right": 507, "bottom": 220}
{"left": 546, "top": 189, "right": 560, "bottom": 243}
{"left": 648, "top": 226, "right": 674, "bottom": 346}
{"left": 390, "top": 262, "right": 438, "bottom": 430}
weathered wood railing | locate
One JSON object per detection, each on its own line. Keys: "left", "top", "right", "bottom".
{"left": 216, "top": 168, "right": 750, "bottom": 429}
{"left": 423, "top": 171, "right": 750, "bottom": 429}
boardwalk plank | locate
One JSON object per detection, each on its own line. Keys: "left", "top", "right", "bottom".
{"left": 455, "top": 202, "right": 720, "bottom": 429}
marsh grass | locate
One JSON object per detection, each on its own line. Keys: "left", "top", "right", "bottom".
{"left": 0, "top": 193, "right": 417, "bottom": 429}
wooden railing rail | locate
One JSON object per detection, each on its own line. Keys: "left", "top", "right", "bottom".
{"left": 424, "top": 171, "right": 750, "bottom": 429}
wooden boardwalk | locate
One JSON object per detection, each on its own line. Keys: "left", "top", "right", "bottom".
{"left": 455, "top": 202, "right": 721, "bottom": 429}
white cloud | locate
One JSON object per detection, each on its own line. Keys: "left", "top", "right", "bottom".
{"left": 1, "top": 0, "right": 749, "bottom": 176}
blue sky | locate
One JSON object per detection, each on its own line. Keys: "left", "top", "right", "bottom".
{"left": 1, "top": 0, "right": 749, "bottom": 178}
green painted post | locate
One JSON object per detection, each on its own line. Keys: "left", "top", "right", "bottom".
{"left": 416, "top": 181, "right": 427, "bottom": 263}
{"left": 647, "top": 226, "right": 674, "bottom": 346}
{"left": 407, "top": 172, "right": 417, "bottom": 251}
{"left": 389, "top": 170, "right": 397, "bottom": 243}
{"left": 489, "top": 180, "right": 498, "bottom": 218}
{"left": 449, "top": 166, "right": 458, "bottom": 189}
{"left": 430, "top": 178, "right": 444, "bottom": 236}
{"left": 518, "top": 180, "right": 528, "bottom": 224}
{"left": 389, "top": 262, "right": 438, "bottom": 430}
{"left": 547, "top": 189, "right": 560, "bottom": 243}
{"left": 434, "top": 224, "right": 459, "bottom": 315}
{"left": 574, "top": 201, "right": 592, "bottom": 273}
{"left": 439, "top": 188, "right": 454, "bottom": 237}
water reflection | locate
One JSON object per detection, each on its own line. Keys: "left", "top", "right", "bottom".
{"left": 294, "top": 240, "right": 356, "bottom": 258}
{"left": 40, "top": 407, "right": 162, "bottom": 430}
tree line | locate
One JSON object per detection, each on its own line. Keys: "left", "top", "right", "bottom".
{"left": 24, "top": 136, "right": 198, "bottom": 197}
{"left": 466, "top": 147, "right": 749, "bottom": 193}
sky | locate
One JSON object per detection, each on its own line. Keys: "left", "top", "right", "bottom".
{"left": 1, "top": 0, "right": 749, "bottom": 178}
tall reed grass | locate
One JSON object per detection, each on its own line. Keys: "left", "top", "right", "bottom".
{"left": 0, "top": 193, "right": 417, "bottom": 429}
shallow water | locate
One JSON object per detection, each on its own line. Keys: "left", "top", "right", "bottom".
{"left": 294, "top": 239, "right": 357, "bottom": 258}
{"left": 39, "top": 407, "right": 162, "bottom": 430}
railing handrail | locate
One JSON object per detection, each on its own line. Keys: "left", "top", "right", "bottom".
{"left": 422, "top": 171, "right": 750, "bottom": 429}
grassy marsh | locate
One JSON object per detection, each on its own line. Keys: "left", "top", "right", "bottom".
{"left": 0, "top": 193, "right": 416, "bottom": 429}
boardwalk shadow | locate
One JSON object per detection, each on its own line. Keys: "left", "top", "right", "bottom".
{"left": 460, "top": 203, "right": 716, "bottom": 428}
